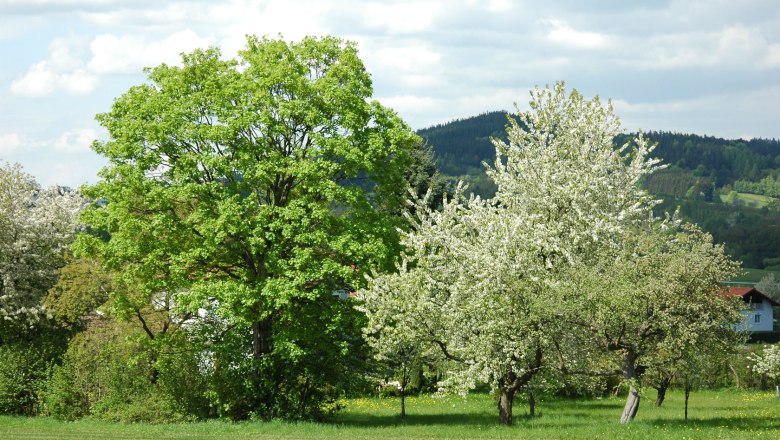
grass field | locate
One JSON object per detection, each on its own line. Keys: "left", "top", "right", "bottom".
{"left": 1, "top": 389, "right": 779, "bottom": 439}
{"left": 728, "top": 267, "right": 780, "bottom": 284}
{"left": 719, "top": 192, "right": 775, "bottom": 209}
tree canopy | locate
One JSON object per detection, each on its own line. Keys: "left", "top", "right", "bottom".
{"left": 77, "top": 35, "right": 420, "bottom": 419}
{"left": 359, "top": 82, "right": 673, "bottom": 425}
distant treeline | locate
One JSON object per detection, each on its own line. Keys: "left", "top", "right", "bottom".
{"left": 615, "top": 131, "right": 780, "bottom": 187}
{"left": 417, "top": 111, "right": 517, "bottom": 177}
{"left": 418, "top": 112, "right": 780, "bottom": 269}
{"left": 734, "top": 175, "right": 780, "bottom": 198}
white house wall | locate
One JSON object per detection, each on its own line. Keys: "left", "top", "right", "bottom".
{"left": 737, "top": 301, "right": 774, "bottom": 332}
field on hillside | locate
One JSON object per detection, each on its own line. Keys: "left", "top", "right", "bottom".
{"left": 1, "top": 389, "right": 778, "bottom": 440}
{"left": 720, "top": 192, "right": 775, "bottom": 209}
{"left": 729, "top": 267, "right": 780, "bottom": 284}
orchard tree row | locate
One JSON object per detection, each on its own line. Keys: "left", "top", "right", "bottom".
{"left": 0, "top": 35, "right": 764, "bottom": 426}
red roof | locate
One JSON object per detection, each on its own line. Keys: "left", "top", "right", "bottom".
{"left": 725, "top": 287, "right": 780, "bottom": 307}
{"left": 726, "top": 287, "right": 755, "bottom": 298}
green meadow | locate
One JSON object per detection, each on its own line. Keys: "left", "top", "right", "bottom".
{"left": 1, "top": 389, "right": 778, "bottom": 440}
{"left": 720, "top": 192, "right": 775, "bottom": 209}
{"left": 729, "top": 267, "right": 780, "bottom": 284}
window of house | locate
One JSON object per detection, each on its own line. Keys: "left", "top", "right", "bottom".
{"left": 754, "top": 314, "right": 761, "bottom": 324}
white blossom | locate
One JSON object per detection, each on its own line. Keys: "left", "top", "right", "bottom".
{"left": 0, "top": 162, "right": 81, "bottom": 327}
{"left": 358, "top": 82, "right": 662, "bottom": 400}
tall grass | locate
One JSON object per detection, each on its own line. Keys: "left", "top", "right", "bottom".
{"left": 1, "top": 389, "right": 778, "bottom": 439}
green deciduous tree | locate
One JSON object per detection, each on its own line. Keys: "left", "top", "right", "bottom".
{"left": 78, "top": 35, "right": 419, "bottom": 419}
{"left": 359, "top": 82, "right": 662, "bottom": 425}
{"left": 756, "top": 274, "right": 780, "bottom": 303}
{"left": 44, "top": 254, "right": 111, "bottom": 328}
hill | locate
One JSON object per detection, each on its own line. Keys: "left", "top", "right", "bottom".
{"left": 418, "top": 112, "right": 780, "bottom": 270}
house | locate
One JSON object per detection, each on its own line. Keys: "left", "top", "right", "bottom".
{"left": 726, "top": 287, "right": 779, "bottom": 332}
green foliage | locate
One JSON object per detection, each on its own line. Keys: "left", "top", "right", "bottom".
{"left": 615, "top": 132, "right": 780, "bottom": 187}
{"left": 417, "top": 111, "right": 520, "bottom": 178}
{"left": 44, "top": 319, "right": 208, "bottom": 422}
{"left": 202, "top": 296, "right": 370, "bottom": 420}
{"left": 0, "top": 326, "right": 68, "bottom": 416}
{"left": 77, "top": 34, "right": 419, "bottom": 420}
{"left": 43, "top": 254, "right": 111, "bottom": 327}
{"left": 734, "top": 174, "right": 780, "bottom": 197}
{"left": 655, "top": 198, "right": 780, "bottom": 268}
{"left": 644, "top": 169, "right": 708, "bottom": 199}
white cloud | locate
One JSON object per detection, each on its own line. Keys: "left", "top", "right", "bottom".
{"left": 764, "top": 44, "right": 780, "bottom": 68}
{"left": 369, "top": 45, "right": 442, "bottom": 72}
{"left": 545, "top": 19, "right": 611, "bottom": 49}
{"left": 379, "top": 87, "right": 529, "bottom": 129}
{"left": 0, "top": 133, "right": 26, "bottom": 155}
{"left": 88, "top": 30, "right": 214, "bottom": 74}
{"left": 634, "top": 24, "right": 780, "bottom": 70}
{"left": 483, "top": 0, "right": 514, "bottom": 12}
{"left": 54, "top": 128, "right": 98, "bottom": 153}
{"left": 613, "top": 86, "right": 780, "bottom": 138}
{"left": 10, "top": 34, "right": 99, "bottom": 96}
{"left": 215, "top": 0, "right": 333, "bottom": 57}
{"left": 40, "top": 161, "right": 99, "bottom": 188}
{"left": 10, "top": 61, "right": 99, "bottom": 96}
{"left": 10, "top": 29, "right": 214, "bottom": 97}
{"left": 362, "top": 2, "right": 441, "bottom": 34}
{"left": 378, "top": 94, "right": 440, "bottom": 114}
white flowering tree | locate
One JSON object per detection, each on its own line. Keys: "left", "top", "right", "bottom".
{"left": 750, "top": 344, "right": 780, "bottom": 396}
{"left": 563, "top": 222, "right": 743, "bottom": 423}
{"left": 0, "top": 163, "right": 81, "bottom": 338}
{"left": 359, "top": 82, "right": 662, "bottom": 425}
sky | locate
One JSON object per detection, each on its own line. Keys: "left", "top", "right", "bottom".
{"left": 1, "top": 0, "right": 779, "bottom": 188}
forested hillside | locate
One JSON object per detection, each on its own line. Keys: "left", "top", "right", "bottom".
{"left": 418, "top": 112, "right": 780, "bottom": 269}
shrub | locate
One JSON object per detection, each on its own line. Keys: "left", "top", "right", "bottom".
{"left": 44, "top": 318, "right": 210, "bottom": 422}
{"left": 0, "top": 326, "right": 67, "bottom": 416}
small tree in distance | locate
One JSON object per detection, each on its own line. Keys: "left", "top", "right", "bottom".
{"left": 750, "top": 344, "right": 780, "bottom": 397}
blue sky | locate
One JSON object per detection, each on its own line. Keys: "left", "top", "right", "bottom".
{"left": 1, "top": 0, "right": 779, "bottom": 188}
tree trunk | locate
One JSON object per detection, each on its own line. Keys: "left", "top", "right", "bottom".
{"left": 528, "top": 384, "right": 536, "bottom": 417}
{"left": 729, "top": 364, "right": 740, "bottom": 389}
{"left": 621, "top": 386, "right": 640, "bottom": 424}
{"left": 654, "top": 376, "right": 671, "bottom": 407}
{"left": 498, "top": 386, "right": 515, "bottom": 426}
{"left": 496, "top": 348, "right": 542, "bottom": 426}
{"left": 251, "top": 316, "right": 274, "bottom": 413}
{"left": 400, "top": 386, "right": 406, "bottom": 418}
{"left": 252, "top": 317, "right": 273, "bottom": 359}
{"left": 620, "top": 353, "right": 641, "bottom": 424}
{"left": 684, "top": 380, "right": 691, "bottom": 421}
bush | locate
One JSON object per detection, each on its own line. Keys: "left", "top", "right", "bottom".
{"left": 0, "top": 326, "right": 67, "bottom": 416}
{"left": 44, "top": 363, "right": 88, "bottom": 420}
{"left": 44, "top": 318, "right": 210, "bottom": 422}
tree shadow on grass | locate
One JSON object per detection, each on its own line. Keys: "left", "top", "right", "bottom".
{"left": 331, "top": 412, "right": 497, "bottom": 428}
{"left": 646, "top": 415, "right": 780, "bottom": 431}
{"left": 330, "top": 413, "right": 595, "bottom": 431}
{"left": 549, "top": 399, "right": 624, "bottom": 411}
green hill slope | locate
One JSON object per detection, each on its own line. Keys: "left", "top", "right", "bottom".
{"left": 418, "top": 112, "right": 780, "bottom": 270}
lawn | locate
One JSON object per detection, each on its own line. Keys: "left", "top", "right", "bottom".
{"left": 1, "top": 389, "right": 779, "bottom": 439}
